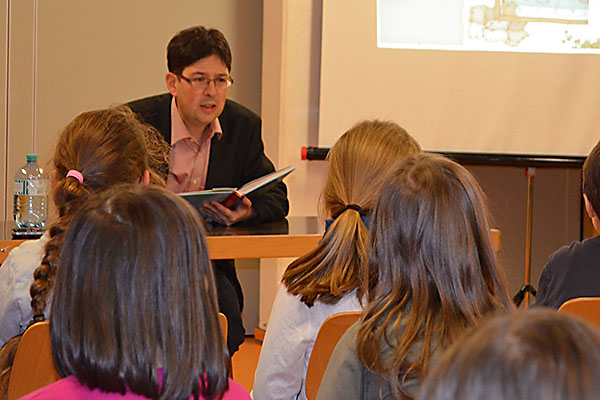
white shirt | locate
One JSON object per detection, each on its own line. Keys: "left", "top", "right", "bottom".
{"left": 0, "top": 233, "right": 49, "bottom": 346}
{"left": 252, "top": 285, "right": 362, "bottom": 400}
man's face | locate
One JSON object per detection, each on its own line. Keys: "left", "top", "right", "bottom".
{"left": 166, "top": 54, "right": 229, "bottom": 134}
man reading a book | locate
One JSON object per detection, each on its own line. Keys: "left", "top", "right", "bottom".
{"left": 127, "top": 26, "right": 289, "bottom": 356}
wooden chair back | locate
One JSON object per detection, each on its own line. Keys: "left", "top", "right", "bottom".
{"left": 218, "top": 312, "right": 228, "bottom": 341}
{"left": 305, "top": 311, "right": 361, "bottom": 400}
{"left": 7, "top": 321, "right": 60, "bottom": 400}
{"left": 558, "top": 297, "right": 600, "bottom": 329}
{"left": 0, "top": 240, "right": 25, "bottom": 265}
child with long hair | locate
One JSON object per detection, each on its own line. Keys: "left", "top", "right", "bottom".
{"left": 20, "top": 185, "right": 249, "bottom": 400}
{"left": 0, "top": 106, "right": 169, "bottom": 394}
{"left": 252, "top": 120, "right": 421, "bottom": 400}
{"left": 317, "top": 154, "right": 513, "bottom": 400}
{"left": 419, "top": 309, "right": 600, "bottom": 400}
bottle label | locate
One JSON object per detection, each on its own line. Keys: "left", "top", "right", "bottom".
{"left": 14, "top": 179, "right": 46, "bottom": 196}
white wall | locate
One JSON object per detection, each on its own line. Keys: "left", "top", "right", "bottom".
{"left": 259, "top": 0, "right": 583, "bottom": 322}
{"left": 259, "top": 0, "right": 328, "bottom": 328}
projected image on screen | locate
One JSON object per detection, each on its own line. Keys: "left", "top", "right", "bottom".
{"left": 378, "top": 0, "right": 600, "bottom": 53}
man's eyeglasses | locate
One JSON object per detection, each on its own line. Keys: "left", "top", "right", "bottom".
{"left": 179, "top": 74, "right": 233, "bottom": 90}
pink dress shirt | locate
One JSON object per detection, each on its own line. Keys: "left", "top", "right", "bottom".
{"left": 166, "top": 97, "right": 222, "bottom": 193}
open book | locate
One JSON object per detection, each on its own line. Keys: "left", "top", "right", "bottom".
{"left": 180, "top": 166, "right": 295, "bottom": 211}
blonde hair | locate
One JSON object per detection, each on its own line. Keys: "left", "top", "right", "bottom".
{"left": 282, "top": 120, "right": 421, "bottom": 306}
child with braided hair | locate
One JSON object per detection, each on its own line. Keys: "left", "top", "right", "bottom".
{"left": 0, "top": 106, "right": 169, "bottom": 394}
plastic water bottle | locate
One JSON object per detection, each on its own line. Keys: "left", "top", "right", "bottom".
{"left": 13, "top": 153, "right": 47, "bottom": 229}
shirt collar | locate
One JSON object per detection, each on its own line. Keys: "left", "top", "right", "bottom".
{"left": 170, "top": 96, "right": 222, "bottom": 146}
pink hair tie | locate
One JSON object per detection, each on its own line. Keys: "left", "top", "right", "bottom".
{"left": 66, "top": 170, "right": 84, "bottom": 184}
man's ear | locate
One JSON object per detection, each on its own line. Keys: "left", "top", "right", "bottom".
{"left": 140, "top": 169, "right": 150, "bottom": 186}
{"left": 166, "top": 72, "right": 178, "bottom": 96}
{"left": 584, "top": 194, "right": 597, "bottom": 219}
{"left": 584, "top": 194, "right": 600, "bottom": 233}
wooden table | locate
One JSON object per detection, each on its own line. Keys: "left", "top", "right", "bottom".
{"left": 1, "top": 217, "right": 500, "bottom": 264}
{"left": 205, "top": 219, "right": 500, "bottom": 258}
{"left": 1, "top": 217, "right": 324, "bottom": 264}
{"left": 204, "top": 216, "right": 322, "bottom": 259}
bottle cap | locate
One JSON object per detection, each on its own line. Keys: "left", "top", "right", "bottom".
{"left": 26, "top": 153, "right": 38, "bottom": 162}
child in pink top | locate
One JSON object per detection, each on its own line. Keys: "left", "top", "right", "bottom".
{"left": 21, "top": 186, "right": 249, "bottom": 400}
{"left": 21, "top": 374, "right": 249, "bottom": 400}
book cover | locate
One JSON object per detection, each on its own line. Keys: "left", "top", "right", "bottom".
{"left": 180, "top": 166, "right": 295, "bottom": 211}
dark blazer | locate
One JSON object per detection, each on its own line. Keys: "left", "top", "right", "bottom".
{"left": 128, "top": 93, "right": 289, "bottom": 355}
{"left": 128, "top": 93, "right": 289, "bottom": 223}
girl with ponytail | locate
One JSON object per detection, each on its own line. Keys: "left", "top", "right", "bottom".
{"left": 0, "top": 106, "right": 168, "bottom": 395}
{"left": 252, "top": 120, "right": 421, "bottom": 400}
{"left": 317, "top": 154, "right": 513, "bottom": 400}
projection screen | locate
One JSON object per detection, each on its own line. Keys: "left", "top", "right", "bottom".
{"left": 318, "top": 0, "right": 600, "bottom": 156}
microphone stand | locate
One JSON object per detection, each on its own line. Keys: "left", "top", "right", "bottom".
{"left": 513, "top": 167, "right": 537, "bottom": 307}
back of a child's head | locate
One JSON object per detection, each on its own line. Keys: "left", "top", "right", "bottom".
{"left": 51, "top": 185, "right": 228, "bottom": 400}
{"left": 357, "top": 153, "right": 511, "bottom": 399}
{"left": 52, "top": 105, "right": 167, "bottom": 216}
{"left": 419, "top": 309, "right": 600, "bottom": 400}
{"left": 366, "top": 153, "right": 509, "bottom": 314}
{"left": 583, "top": 140, "right": 600, "bottom": 215}
{"left": 30, "top": 105, "right": 169, "bottom": 319}
{"left": 283, "top": 119, "right": 420, "bottom": 307}
{"left": 323, "top": 119, "right": 421, "bottom": 219}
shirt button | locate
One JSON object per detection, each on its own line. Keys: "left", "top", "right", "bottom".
{"left": 192, "top": 179, "right": 197, "bottom": 185}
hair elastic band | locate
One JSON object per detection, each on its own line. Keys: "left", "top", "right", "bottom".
{"left": 333, "top": 203, "right": 363, "bottom": 219}
{"left": 66, "top": 169, "right": 84, "bottom": 184}
{"left": 344, "top": 204, "right": 363, "bottom": 214}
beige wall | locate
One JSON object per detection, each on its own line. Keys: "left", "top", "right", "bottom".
{"left": 259, "top": 0, "right": 583, "bottom": 325}
{"left": 1, "top": 0, "right": 586, "bottom": 332}
{"left": 259, "top": 0, "right": 328, "bottom": 328}
{"left": 0, "top": 0, "right": 264, "bottom": 331}
{"left": 468, "top": 166, "right": 581, "bottom": 297}
{"left": 1, "top": 0, "right": 264, "bottom": 225}
{"left": 1, "top": 2, "right": 7, "bottom": 227}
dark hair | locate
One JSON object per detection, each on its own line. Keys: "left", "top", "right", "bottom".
{"left": 51, "top": 185, "right": 229, "bottom": 400}
{"left": 583, "top": 140, "right": 600, "bottom": 214}
{"left": 356, "top": 153, "right": 513, "bottom": 398}
{"left": 282, "top": 120, "right": 420, "bottom": 307}
{"left": 419, "top": 309, "right": 600, "bottom": 400}
{"left": 0, "top": 106, "right": 168, "bottom": 396}
{"left": 167, "top": 26, "right": 232, "bottom": 75}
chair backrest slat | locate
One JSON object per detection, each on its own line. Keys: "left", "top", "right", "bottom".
{"left": 7, "top": 321, "right": 60, "bottom": 400}
{"left": 218, "top": 312, "right": 228, "bottom": 342}
{"left": 305, "top": 311, "right": 361, "bottom": 400}
{"left": 558, "top": 297, "right": 600, "bottom": 329}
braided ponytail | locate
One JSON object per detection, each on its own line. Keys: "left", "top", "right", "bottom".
{"left": 0, "top": 106, "right": 167, "bottom": 396}
{"left": 30, "top": 177, "right": 91, "bottom": 319}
